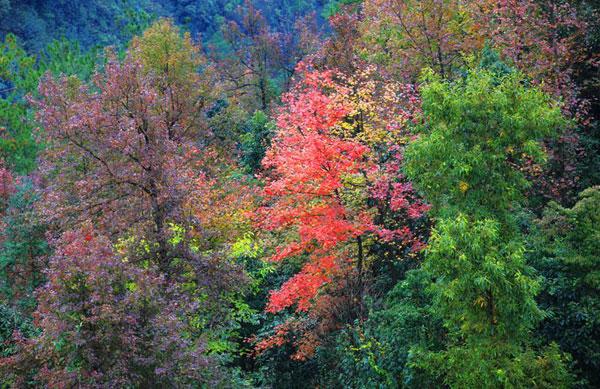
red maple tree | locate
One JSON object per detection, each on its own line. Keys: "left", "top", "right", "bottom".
{"left": 254, "top": 63, "right": 429, "bottom": 359}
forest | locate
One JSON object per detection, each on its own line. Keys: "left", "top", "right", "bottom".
{"left": 0, "top": 0, "right": 598, "bottom": 387}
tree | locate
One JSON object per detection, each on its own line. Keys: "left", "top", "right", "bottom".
{"left": 0, "top": 180, "right": 48, "bottom": 313}
{"left": 0, "top": 224, "right": 217, "bottom": 387}
{"left": 532, "top": 186, "right": 600, "bottom": 387}
{"left": 258, "top": 65, "right": 370, "bottom": 317}
{"left": 475, "top": 0, "right": 588, "bottom": 115}
{"left": 0, "top": 159, "right": 13, "bottom": 211}
{"left": 217, "top": 1, "right": 282, "bottom": 111}
{"left": 361, "top": 0, "right": 481, "bottom": 80}
{"left": 254, "top": 63, "right": 428, "bottom": 360}
{"left": 405, "top": 69, "right": 564, "bottom": 224}
{"left": 35, "top": 19, "right": 215, "bottom": 276}
{"left": 322, "top": 268, "right": 444, "bottom": 388}
{"left": 404, "top": 68, "right": 572, "bottom": 387}
{"left": 356, "top": 0, "right": 591, "bottom": 206}
{"left": 318, "top": 6, "right": 362, "bottom": 74}
{"left": 0, "top": 34, "right": 97, "bottom": 173}
{"left": 414, "top": 216, "right": 574, "bottom": 388}
{"left": 24, "top": 21, "right": 259, "bottom": 386}
{"left": 474, "top": 1, "right": 591, "bottom": 206}
{"left": 239, "top": 110, "right": 275, "bottom": 173}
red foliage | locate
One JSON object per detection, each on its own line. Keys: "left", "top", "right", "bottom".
{"left": 369, "top": 146, "right": 430, "bottom": 250}
{"left": 266, "top": 255, "right": 339, "bottom": 313}
{"left": 254, "top": 63, "right": 429, "bottom": 359}
{"left": 257, "top": 64, "right": 371, "bottom": 316}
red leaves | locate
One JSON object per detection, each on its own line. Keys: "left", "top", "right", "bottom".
{"left": 266, "top": 255, "right": 339, "bottom": 313}
{"left": 259, "top": 65, "right": 371, "bottom": 277}
{"left": 258, "top": 66, "right": 371, "bottom": 301}
{"left": 254, "top": 64, "right": 430, "bottom": 360}
{"left": 369, "top": 148, "right": 429, "bottom": 250}
{"left": 274, "top": 64, "right": 350, "bottom": 133}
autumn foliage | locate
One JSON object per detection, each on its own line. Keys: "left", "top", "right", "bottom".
{"left": 0, "top": 0, "right": 599, "bottom": 386}
{"left": 254, "top": 62, "right": 429, "bottom": 359}
{"left": 1, "top": 224, "right": 213, "bottom": 387}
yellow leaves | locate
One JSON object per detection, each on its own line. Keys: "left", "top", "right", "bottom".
{"left": 168, "top": 222, "right": 185, "bottom": 246}
{"left": 474, "top": 296, "right": 487, "bottom": 308}
{"left": 459, "top": 180, "right": 469, "bottom": 193}
{"left": 64, "top": 75, "right": 82, "bottom": 99}
{"left": 230, "top": 234, "right": 263, "bottom": 259}
{"left": 125, "top": 280, "right": 138, "bottom": 292}
{"left": 130, "top": 18, "right": 202, "bottom": 85}
{"left": 331, "top": 65, "right": 415, "bottom": 147}
{"left": 114, "top": 234, "right": 152, "bottom": 259}
{"left": 339, "top": 120, "right": 355, "bottom": 132}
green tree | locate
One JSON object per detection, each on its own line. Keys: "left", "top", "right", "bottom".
{"left": 532, "top": 186, "right": 600, "bottom": 387}
{"left": 0, "top": 34, "right": 97, "bottom": 173}
{"left": 416, "top": 216, "right": 573, "bottom": 388}
{"left": 322, "top": 269, "right": 444, "bottom": 388}
{"left": 0, "top": 181, "right": 49, "bottom": 313}
{"left": 405, "top": 69, "right": 564, "bottom": 225}
{"left": 240, "top": 110, "right": 274, "bottom": 173}
{"left": 404, "top": 68, "right": 572, "bottom": 387}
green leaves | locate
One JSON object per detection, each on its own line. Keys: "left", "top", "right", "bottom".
{"left": 406, "top": 69, "right": 565, "bottom": 224}
{"left": 531, "top": 186, "right": 600, "bottom": 386}
{"left": 403, "top": 66, "right": 573, "bottom": 387}
{"left": 425, "top": 215, "right": 542, "bottom": 340}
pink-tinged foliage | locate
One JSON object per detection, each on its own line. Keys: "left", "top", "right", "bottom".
{"left": 370, "top": 147, "right": 430, "bottom": 250}
{"left": 0, "top": 25, "right": 251, "bottom": 384}
{"left": 320, "top": 9, "right": 362, "bottom": 73}
{"left": 479, "top": 0, "right": 589, "bottom": 116}
{"left": 34, "top": 51, "right": 213, "bottom": 273}
{"left": 0, "top": 224, "right": 216, "bottom": 387}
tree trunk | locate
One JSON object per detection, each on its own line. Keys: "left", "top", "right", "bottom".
{"left": 149, "top": 178, "right": 169, "bottom": 276}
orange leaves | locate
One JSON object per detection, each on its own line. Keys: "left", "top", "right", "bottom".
{"left": 265, "top": 255, "right": 339, "bottom": 313}
{"left": 253, "top": 322, "right": 290, "bottom": 354}
{"left": 257, "top": 65, "right": 373, "bottom": 322}
{"left": 254, "top": 63, "right": 429, "bottom": 360}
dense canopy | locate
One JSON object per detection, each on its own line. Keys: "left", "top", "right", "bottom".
{"left": 0, "top": 0, "right": 598, "bottom": 387}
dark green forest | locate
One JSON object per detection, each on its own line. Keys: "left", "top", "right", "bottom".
{"left": 0, "top": 0, "right": 599, "bottom": 387}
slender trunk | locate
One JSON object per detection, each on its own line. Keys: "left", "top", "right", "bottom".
{"left": 259, "top": 76, "right": 267, "bottom": 111}
{"left": 357, "top": 235, "right": 365, "bottom": 318}
{"left": 437, "top": 46, "right": 446, "bottom": 79}
{"left": 149, "top": 178, "right": 169, "bottom": 276}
